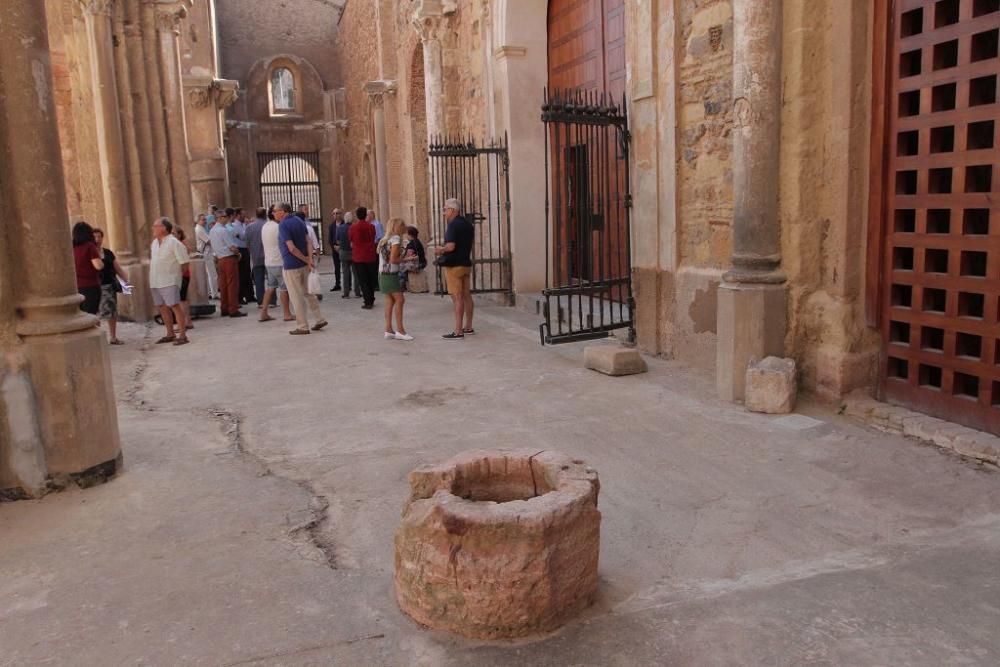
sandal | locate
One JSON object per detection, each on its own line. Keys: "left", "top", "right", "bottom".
{"left": 172, "top": 337, "right": 189, "bottom": 346}
{"left": 462, "top": 328, "right": 476, "bottom": 335}
{"left": 109, "top": 339, "right": 124, "bottom": 346}
{"left": 259, "top": 315, "right": 275, "bottom": 322}
{"left": 156, "top": 335, "right": 176, "bottom": 344}
{"left": 289, "top": 329, "right": 310, "bottom": 335}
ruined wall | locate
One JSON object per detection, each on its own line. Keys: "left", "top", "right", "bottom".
{"left": 780, "top": 0, "right": 879, "bottom": 399}
{"left": 216, "top": 0, "right": 343, "bottom": 87}
{"left": 439, "top": 2, "right": 488, "bottom": 139}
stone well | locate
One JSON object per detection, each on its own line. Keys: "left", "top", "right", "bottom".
{"left": 394, "top": 449, "right": 601, "bottom": 639}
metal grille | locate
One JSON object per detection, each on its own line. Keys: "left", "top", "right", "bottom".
{"left": 428, "top": 136, "right": 512, "bottom": 299}
{"left": 257, "top": 152, "right": 324, "bottom": 251}
{"left": 880, "top": 0, "right": 1000, "bottom": 434}
{"left": 540, "top": 88, "right": 634, "bottom": 345}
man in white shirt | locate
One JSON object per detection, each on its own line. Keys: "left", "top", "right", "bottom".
{"left": 149, "top": 217, "right": 191, "bottom": 345}
{"left": 258, "top": 210, "right": 293, "bottom": 322}
{"left": 194, "top": 214, "right": 217, "bottom": 298}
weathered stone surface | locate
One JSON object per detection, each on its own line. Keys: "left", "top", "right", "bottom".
{"left": 395, "top": 449, "right": 601, "bottom": 639}
{"left": 844, "top": 394, "right": 1000, "bottom": 465}
{"left": 584, "top": 346, "right": 648, "bottom": 377}
{"left": 745, "top": 356, "right": 797, "bottom": 414}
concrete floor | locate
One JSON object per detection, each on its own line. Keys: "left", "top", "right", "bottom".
{"left": 3, "top": 284, "right": 1000, "bottom": 666}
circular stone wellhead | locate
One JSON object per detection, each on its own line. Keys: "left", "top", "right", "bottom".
{"left": 394, "top": 450, "right": 601, "bottom": 639}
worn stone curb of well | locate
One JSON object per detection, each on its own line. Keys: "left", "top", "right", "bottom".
{"left": 843, "top": 394, "right": 1000, "bottom": 466}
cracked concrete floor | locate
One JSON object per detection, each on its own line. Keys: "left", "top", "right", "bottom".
{"left": 3, "top": 289, "right": 1000, "bottom": 666}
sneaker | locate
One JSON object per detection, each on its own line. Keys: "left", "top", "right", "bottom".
{"left": 442, "top": 332, "right": 464, "bottom": 340}
{"left": 289, "top": 329, "right": 310, "bottom": 336}
{"left": 384, "top": 332, "right": 395, "bottom": 340}
{"left": 394, "top": 332, "right": 414, "bottom": 341}
{"left": 462, "top": 328, "right": 475, "bottom": 335}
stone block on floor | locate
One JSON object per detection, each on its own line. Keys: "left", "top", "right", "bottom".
{"left": 584, "top": 345, "right": 648, "bottom": 377}
{"left": 745, "top": 357, "right": 797, "bottom": 414}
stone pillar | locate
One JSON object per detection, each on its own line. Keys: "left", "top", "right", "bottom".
{"left": 184, "top": 76, "right": 238, "bottom": 215}
{"left": 365, "top": 81, "right": 396, "bottom": 223}
{"left": 80, "top": 0, "right": 137, "bottom": 264}
{"left": 0, "top": 0, "right": 121, "bottom": 495}
{"left": 141, "top": 0, "right": 176, "bottom": 224}
{"left": 155, "top": 2, "right": 196, "bottom": 238}
{"left": 413, "top": 11, "right": 448, "bottom": 139}
{"left": 716, "top": 0, "right": 788, "bottom": 402}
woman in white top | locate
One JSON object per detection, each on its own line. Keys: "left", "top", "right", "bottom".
{"left": 377, "top": 218, "right": 412, "bottom": 340}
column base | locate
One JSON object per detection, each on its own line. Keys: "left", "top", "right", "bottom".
{"left": 22, "top": 325, "right": 122, "bottom": 478}
{"left": 118, "top": 260, "right": 153, "bottom": 322}
{"left": 716, "top": 281, "right": 787, "bottom": 402}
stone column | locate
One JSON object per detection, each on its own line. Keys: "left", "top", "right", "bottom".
{"left": 141, "top": 0, "right": 176, "bottom": 224}
{"left": 155, "top": 2, "right": 196, "bottom": 238}
{"left": 0, "top": 0, "right": 121, "bottom": 493}
{"left": 412, "top": 4, "right": 451, "bottom": 139}
{"left": 80, "top": 0, "right": 137, "bottom": 264}
{"left": 716, "top": 0, "right": 787, "bottom": 402}
{"left": 365, "top": 80, "right": 396, "bottom": 223}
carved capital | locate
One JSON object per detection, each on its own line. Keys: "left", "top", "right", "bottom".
{"left": 79, "top": 0, "right": 115, "bottom": 16}
{"left": 412, "top": 0, "right": 455, "bottom": 43}
{"left": 151, "top": 2, "right": 188, "bottom": 33}
{"left": 184, "top": 77, "right": 241, "bottom": 110}
{"left": 364, "top": 80, "right": 397, "bottom": 108}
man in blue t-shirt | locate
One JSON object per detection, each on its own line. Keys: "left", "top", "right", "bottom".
{"left": 274, "top": 203, "right": 327, "bottom": 335}
{"left": 434, "top": 197, "right": 475, "bottom": 340}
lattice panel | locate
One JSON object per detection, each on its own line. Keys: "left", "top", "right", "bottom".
{"left": 882, "top": 0, "right": 1000, "bottom": 433}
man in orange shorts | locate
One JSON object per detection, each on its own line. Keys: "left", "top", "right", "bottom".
{"left": 435, "top": 198, "right": 475, "bottom": 340}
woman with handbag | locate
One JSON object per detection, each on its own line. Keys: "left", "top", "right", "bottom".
{"left": 93, "top": 227, "right": 129, "bottom": 344}
{"left": 378, "top": 218, "right": 413, "bottom": 341}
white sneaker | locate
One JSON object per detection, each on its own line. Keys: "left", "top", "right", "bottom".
{"left": 394, "top": 332, "right": 414, "bottom": 341}
{"left": 384, "top": 332, "right": 395, "bottom": 340}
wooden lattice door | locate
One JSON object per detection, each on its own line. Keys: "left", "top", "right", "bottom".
{"left": 879, "top": 0, "right": 1000, "bottom": 434}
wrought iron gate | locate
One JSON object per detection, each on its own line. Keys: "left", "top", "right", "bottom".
{"left": 257, "top": 152, "right": 324, "bottom": 251}
{"left": 541, "top": 88, "right": 635, "bottom": 345}
{"left": 428, "top": 136, "right": 512, "bottom": 299}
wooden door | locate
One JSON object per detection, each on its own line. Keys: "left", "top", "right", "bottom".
{"left": 878, "top": 0, "right": 1000, "bottom": 434}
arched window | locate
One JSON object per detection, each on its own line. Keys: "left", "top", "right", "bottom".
{"left": 270, "top": 67, "right": 296, "bottom": 113}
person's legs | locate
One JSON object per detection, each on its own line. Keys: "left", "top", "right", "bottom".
{"left": 463, "top": 278, "right": 474, "bottom": 331}
{"left": 279, "top": 289, "right": 292, "bottom": 320}
{"left": 306, "top": 293, "right": 324, "bottom": 326}
{"left": 342, "top": 259, "right": 353, "bottom": 296}
{"left": 331, "top": 253, "right": 341, "bottom": 290}
{"left": 383, "top": 292, "right": 394, "bottom": 334}
{"left": 366, "top": 262, "right": 379, "bottom": 306}
{"left": 217, "top": 257, "right": 233, "bottom": 315}
{"left": 158, "top": 305, "right": 175, "bottom": 338}
{"left": 253, "top": 265, "right": 266, "bottom": 306}
{"left": 238, "top": 248, "right": 253, "bottom": 303}
{"left": 204, "top": 251, "right": 218, "bottom": 297}
{"left": 356, "top": 262, "right": 372, "bottom": 306}
{"left": 225, "top": 257, "right": 241, "bottom": 315}
{"left": 259, "top": 288, "right": 275, "bottom": 320}
{"left": 171, "top": 303, "right": 188, "bottom": 342}
{"left": 109, "top": 316, "right": 118, "bottom": 341}
{"left": 394, "top": 293, "right": 406, "bottom": 334}
{"left": 284, "top": 267, "right": 310, "bottom": 331}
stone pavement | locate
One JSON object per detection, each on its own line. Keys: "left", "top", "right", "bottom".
{"left": 2, "top": 288, "right": 1000, "bottom": 666}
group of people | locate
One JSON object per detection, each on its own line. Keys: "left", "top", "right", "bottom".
{"left": 71, "top": 197, "right": 476, "bottom": 344}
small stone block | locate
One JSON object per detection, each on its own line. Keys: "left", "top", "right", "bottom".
{"left": 745, "top": 356, "right": 797, "bottom": 415}
{"left": 584, "top": 346, "right": 648, "bottom": 376}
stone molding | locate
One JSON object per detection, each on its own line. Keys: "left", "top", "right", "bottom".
{"left": 494, "top": 45, "right": 527, "bottom": 60}
{"left": 149, "top": 1, "right": 190, "bottom": 33}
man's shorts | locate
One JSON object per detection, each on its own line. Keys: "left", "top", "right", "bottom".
{"left": 445, "top": 266, "right": 472, "bottom": 295}
{"left": 151, "top": 285, "right": 181, "bottom": 307}
{"left": 265, "top": 266, "right": 287, "bottom": 292}
{"left": 98, "top": 284, "right": 118, "bottom": 320}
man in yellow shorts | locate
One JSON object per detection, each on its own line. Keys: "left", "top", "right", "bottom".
{"left": 435, "top": 198, "right": 475, "bottom": 340}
